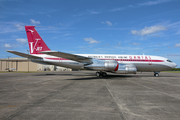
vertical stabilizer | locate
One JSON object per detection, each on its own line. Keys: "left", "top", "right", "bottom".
{"left": 25, "top": 26, "right": 51, "bottom": 54}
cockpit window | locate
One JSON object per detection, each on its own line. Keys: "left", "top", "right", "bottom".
{"left": 167, "top": 60, "right": 172, "bottom": 62}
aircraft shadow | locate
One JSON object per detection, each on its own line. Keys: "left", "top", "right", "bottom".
{"left": 34, "top": 74, "right": 73, "bottom": 76}
{"left": 65, "top": 74, "right": 136, "bottom": 80}
{"left": 33, "top": 72, "right": 178, "bottom": 78}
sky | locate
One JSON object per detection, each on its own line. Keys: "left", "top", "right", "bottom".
{"left": 0, "top": 0, "right": 180, "bottom": 67}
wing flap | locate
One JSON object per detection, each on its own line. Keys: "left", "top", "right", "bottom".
{"left": 7, "top": 50, "right": 42, "bottom": 59}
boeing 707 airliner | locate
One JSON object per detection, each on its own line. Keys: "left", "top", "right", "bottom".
{"left": 7, "top": 26, "right": 177, "bottom": 77}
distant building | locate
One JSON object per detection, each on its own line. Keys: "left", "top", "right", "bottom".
{"left": 0, "top": 57, "right": 71, "bottom": 71}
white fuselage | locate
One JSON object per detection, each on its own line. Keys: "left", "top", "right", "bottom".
{"left": 8, "top": 26, "right": 177, "bottom": 76}
{"left": 31, "top": 54, "right": 177, "bottom": 72}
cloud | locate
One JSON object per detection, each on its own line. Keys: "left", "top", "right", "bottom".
{"left": 4, "top": 43, "right": 12, "bottom": 48}
{"left": 87, "top": 10, "right": 100, "bottom": 14}
{"left": 132, "top": 42, "right": 140, "bottom": 45}
{"left": 138, "top": 0, "right": 172, "bottom": 6}
{"left": 16, "top": 38, "right": 27, "bottom": 45}
{"left": 102, "top": 21, "right": 112, "bottom": 26}
{"left": 72, "top": 10, "right": 100, "bottom": 17}
{"left": 168, "top": 54, "right": 180, "bottom": 56}
{"left": 175, "top": 31, "right": 180, "bottom": 35}
{"left": 14, "top": 23, "right": 24, "bottom": 30}
{"left": 174, "top": 43, "right": 180, "bottom": 47}
{"left": 30, "top": 19, "right": 40, "bottom": 25}
{"left": 168, "top": 21, "right": 180, "bottom": 28}
{"left": 84, "top": 37, "right": 100, "bottom": 44}
{"left": 131, "top": 25, "right": 167, "bottom": 36}
{"left": 110, "top": 7, "right": 125, "bottom": 12}
{"left": 154, "top": 49, "right": 160, "bottom": 52}
{"left": 110, "top": 0, "right": 172, "bottom": 12}
{"left": 72, "top": 12, "right": 85, "bottom": 17}
{"left": 0, "top": 21, "right": 25, "bottom": 33}
{"left": 63, "top": 34, "right": 71, "bottom": 36}
{"left": 106, "top": 21, "right": 112, "bottom": 26}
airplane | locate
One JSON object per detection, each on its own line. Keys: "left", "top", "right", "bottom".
{"left": 7, "top": 26, "right": 177, "bottom": 77}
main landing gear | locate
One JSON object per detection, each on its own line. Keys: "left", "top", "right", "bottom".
{"left": 96, "top": 72, "right": 107, "bottom": 77}
{"left": 154, "top": 72, "right": 160, "bottom": 77}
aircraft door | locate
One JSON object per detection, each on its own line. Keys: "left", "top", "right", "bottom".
{"left": 120, "top": 59, "right": 123, "bottom": 63}
{"left": 148, "top": 56, "right": 152, "bottom": 65}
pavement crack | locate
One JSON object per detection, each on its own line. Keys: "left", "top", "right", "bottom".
{"left": 102, "top": 79, "right": 127, "bottom": 120}
{"left": 127, "top": 80, "right": 180, "bottom": 100}
{"left": 4, "top": 81, "right": 77, "bottom": 120}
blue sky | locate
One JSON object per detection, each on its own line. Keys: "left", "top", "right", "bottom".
{"left": 0, "top": 0, "right": 180, "bottom": 67}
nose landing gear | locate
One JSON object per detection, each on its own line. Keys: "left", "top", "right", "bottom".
{"left": 154, "top": 72, "right": 160, "bottom": 77}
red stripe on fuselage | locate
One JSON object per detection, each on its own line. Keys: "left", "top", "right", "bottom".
{"left": 101, "top": 59, "right": 164, "bottom": 62}
{"left": 44, "top": 58, "right": 164, "bottom": 62}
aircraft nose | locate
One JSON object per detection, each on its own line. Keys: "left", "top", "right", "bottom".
{"left": 172, "top": 63, "right": 177, "bottom": 68}
{"left": 175, "top": 63, "right": 177, "bottom": 67}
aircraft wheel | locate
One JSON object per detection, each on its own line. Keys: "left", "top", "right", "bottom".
{"left": 154, "top": 73, "right": 159, "bottom": 77}
{"left": 96, "top": 72, "right": 101, "bottom": 77}
{"left": 102, "top": 72, "right": 107, "bottom": 77}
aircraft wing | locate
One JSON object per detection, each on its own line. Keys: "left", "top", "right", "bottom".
{"left": 40, "top": 51, "right": 92, "bottom": 64}
{"left": 7, "top": 50, "right": 42, "bottom": 59}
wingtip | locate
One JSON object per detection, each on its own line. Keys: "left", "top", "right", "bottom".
{"left": 6, "top": 50, "right": 16, "bottom": 52}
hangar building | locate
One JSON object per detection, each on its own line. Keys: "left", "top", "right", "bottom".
{"left": 0, "top": 57, "right": 71, "bottom": 72}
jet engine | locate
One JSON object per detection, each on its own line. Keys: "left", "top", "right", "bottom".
{"left": 84, "top": 59, "right": 137, "bottom": 74}
{"left": 84, "top": 59, "right": 117, "bottom": 71}
{"left": 115, "top": 63, "right": 137, "bottom": 74}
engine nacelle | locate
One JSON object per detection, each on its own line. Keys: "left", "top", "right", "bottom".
{"left": 115, "top": 63, "right": 137, "bottom": 74}
{"left": 84, "top": 59, "right": 118, "bottom": 71}
{"left": 84, "top": 58, "right": 137, "bottom": 74}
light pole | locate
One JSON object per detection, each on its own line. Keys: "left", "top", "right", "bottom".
{"left": 27, "top": 50, "right": 29, "bottom": 72}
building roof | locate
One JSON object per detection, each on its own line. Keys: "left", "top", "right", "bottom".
{"left": 0, "top": 57, "right": 29, "bottom": 61}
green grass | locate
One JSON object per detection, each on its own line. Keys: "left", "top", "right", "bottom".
{"left": 163, "top": 71, "right": 180, "bottom": 73}
{"left": 171, "top": 68, "right": 180, "bottom": 71}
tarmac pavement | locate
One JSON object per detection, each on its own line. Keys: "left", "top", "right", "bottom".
{"left": 0, "top": 71, "right": 180, "bottom": 120}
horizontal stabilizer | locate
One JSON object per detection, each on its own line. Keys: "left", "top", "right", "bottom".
{"left": 7, "top": 50, "right": 42, "bottom": 59}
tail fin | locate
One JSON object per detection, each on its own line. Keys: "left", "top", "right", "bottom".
{"left": 25, "top": 26, "right": 51, "bottom": 54}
